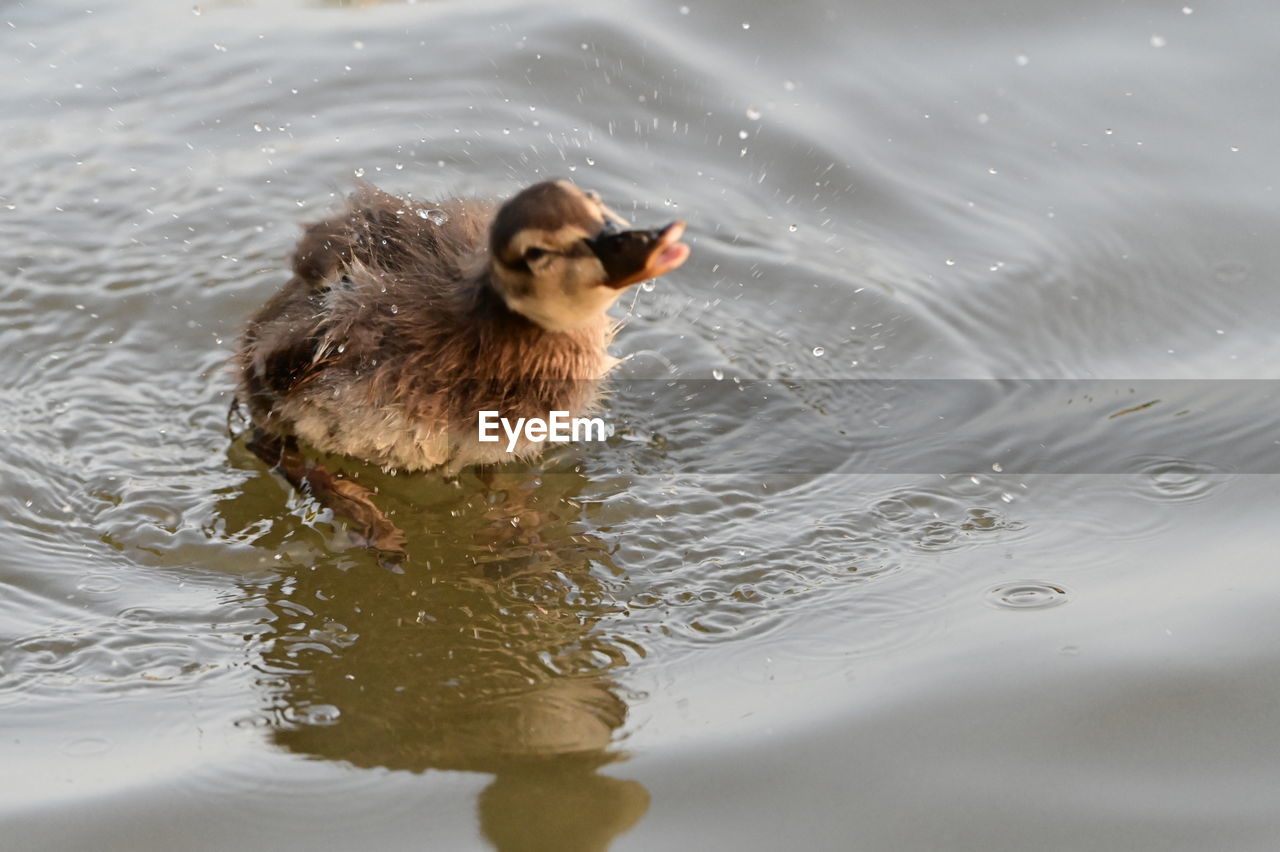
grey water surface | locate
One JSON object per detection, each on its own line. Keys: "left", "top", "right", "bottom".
{"left": 4, "top": 0, "right": 1280, "bottom": 849}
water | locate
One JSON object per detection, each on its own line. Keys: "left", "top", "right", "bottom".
{"left": 4, "top": 0, "right": 1280, "bottom": 849}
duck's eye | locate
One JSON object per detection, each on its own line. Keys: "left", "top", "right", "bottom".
{"left": 523, "top": 247, "right": 548, "bottom": 262}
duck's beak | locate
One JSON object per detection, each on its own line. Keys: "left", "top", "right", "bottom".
{"left": 588, "top": 220, "right": 691, "bottom": 289}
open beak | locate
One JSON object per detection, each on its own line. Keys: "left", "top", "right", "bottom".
{"left": 587, "top": 220, "right": 691, "bottom": 289}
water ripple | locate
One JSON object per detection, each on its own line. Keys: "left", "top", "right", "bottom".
{"left": 1133, "top": 456, "right": 1228, "bottom": 504}
{"left": 985, "top": 581, "right": 1071, "bottom": 611}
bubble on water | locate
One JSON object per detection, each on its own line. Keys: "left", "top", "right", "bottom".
{"left": 812, "top": 346, "right": 825, "bottom": 357}
{"left": 585, "top": 156, "right": 595, "bottom": 166}
{"left": 1150, "top": 34, "right": 1166, "bottom": 47}
{"left": 416, "top": 208, "right": 448, "bottom": 225}
{"left": 787, "top": 224, "right": 797, "bottom": 233}
{"left": 712, "top": 369, "right": 724, "bottom": 381}
{"left": 353, "top": 167, "right": 365, "bottom": 177}
{"left": 640, "top": 280, "right": 656, "bottom": 292}
{"left": 991, "top": 462, "right": 1003, "bottom": 472}
{"left": 1104, "top": 127, "right": 1113, "bottom": 135}
{"left": 252, "top": 123, "right": 263, "bottom": 132}
{"left": 289, "top": 704, "right": 342, "bottom": 726}
{"left": 745, "top": 107, "right": 762, "bottom": 120}
{"left": 1015, "top": 53, "right": 1029, "bottom": 66}
{"left": 986, "top": 581, "right": 1070, "bottom": 610}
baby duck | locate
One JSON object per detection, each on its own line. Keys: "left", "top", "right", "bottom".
{"left": 235, "top": 179, "right": 689, "bottom": 477}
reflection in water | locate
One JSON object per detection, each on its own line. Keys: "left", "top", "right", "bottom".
{"left": 221, "top": 466, "right": 648, "bottom": 850}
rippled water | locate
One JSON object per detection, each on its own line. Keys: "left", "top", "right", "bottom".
{"left": 5, "top": 0, "right": 1280, "bottom": 849}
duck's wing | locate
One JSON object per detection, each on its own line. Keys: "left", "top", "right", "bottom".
{"left": 239, "top": 187, "right": 421, "bottom": 423}
{"left": 235, "top": 275, "right": 333, "bottom": 428}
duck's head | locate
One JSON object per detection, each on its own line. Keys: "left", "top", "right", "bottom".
{"left": 487, "top": 179, "right": 690, "bottom": 332}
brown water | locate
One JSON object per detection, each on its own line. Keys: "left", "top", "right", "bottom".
{"left": 4, "top": 0, "right": 1280, "bottom": 849}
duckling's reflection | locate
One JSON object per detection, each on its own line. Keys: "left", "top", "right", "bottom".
{"left": 238, "top": 467, "right": 649, "bottom": 850}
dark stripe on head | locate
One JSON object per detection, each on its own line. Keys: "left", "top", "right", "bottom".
{"left": 489, "top": 180, "right": 602, "bottom": 261}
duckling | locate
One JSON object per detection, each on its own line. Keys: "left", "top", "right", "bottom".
{"left": 233, "top": 179, "right": 689, "bottom": 547}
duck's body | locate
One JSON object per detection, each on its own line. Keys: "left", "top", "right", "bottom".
{"left": 235, "top": 180, "right": 687, "bottom": 474}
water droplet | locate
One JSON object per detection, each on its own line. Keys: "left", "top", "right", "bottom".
{"left": 394, "top": 163, "right": 404, "bottom": 170}
{"left": 416, "top": 208, "right": 448, "bottom": 225}
{"left": 1182, "top": 5, "right": 1193, "bottom": 13}
{"left": 944, "top": 258, "right": 955, "bottom": 266}
{"left": 1150, "top": 34, "right": 1166, "bottom": 47}
{"left": 640, "top": 280, "right": 656, "bottom": 292}
{"left": 585, "top": 156, "right": 595, "bottom": 166}
{"left": 352, "top": 40, "right": 364, "bottom": 50}
{"left": 679, "top": 5, "right": 689, "bottom": 14}
{"left": 712, "top": 369, "right": 724, "bottom": 381}
{"left": 741, "top": 21, "right": 750, "bottom": 29}
{"left": 353, "top": 167, "right": 365, "bottom": 177}
{"left": 252, "top": 122, "right": 263, "bottom": 132}
{"left": 1229, "top": 145, "right": 1240, "bottom": 153}
{"left": 986, "top": 582, "right": 1070, "bottom": 610}
{"left": 812, "top": 346, "right": 825, "bottom": 357}
{"left": 738, "top": 129, "right": 749, "bottom": 140}
{"left": 991, "top": 462, "right": 1003, "bottom": 472}
{"left": 788, "top": 224, "right": 797, "bottom": 232}
{"left": 389, "top": 304, "right": 399, "bottom": 314}
{"left": 1104, "top": 127, "right": 1113, "bottom": 135}
{"left": 745, "top": 107, "right": 762, "bottom": 120}
{"left": 1015, "top": 53, "right": 1029, "bottom": 66}
{"left": 987, "top": 167, "right": 998, "bottom": 174}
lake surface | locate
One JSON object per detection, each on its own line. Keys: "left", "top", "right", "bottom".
{"left": 4, "top": 0, "right": 1280, "bottom": 849}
